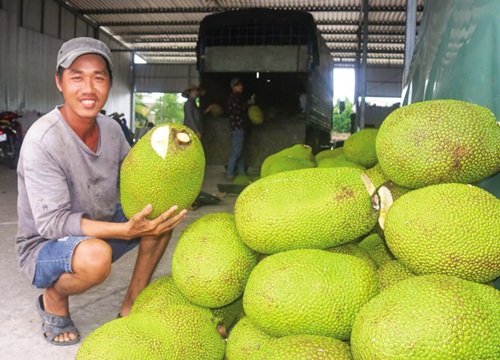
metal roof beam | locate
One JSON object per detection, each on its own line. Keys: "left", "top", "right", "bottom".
{"left": 81, "top": 5, "right": 423, "bottom": 15}
{"left": 99, "top": 19, "right": 418, "bottom": 27}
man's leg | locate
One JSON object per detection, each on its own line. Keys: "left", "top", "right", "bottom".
{"left": 227, "top": 129, "right": 245, "bottom": 178}
{"left": 118, "top": 230, "right": 173, "bottom": 317}
{"left": 42, "top": 238, "right": 113, "bottom": 343}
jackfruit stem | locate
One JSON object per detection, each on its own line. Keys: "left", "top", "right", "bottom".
{"left": 217, "top": 324, "right": 227, "bottom": 339}
{"left": 176, "top": 131, "right": 192, "bottom": 145}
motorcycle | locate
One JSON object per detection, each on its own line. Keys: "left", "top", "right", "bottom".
{"left": 109, "top": 112, "right": 134, "bottom": 146}
{"left": 0, "top": 111, "right": 23, "bottom": 169}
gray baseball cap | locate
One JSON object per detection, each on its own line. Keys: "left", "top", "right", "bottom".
{"left": 56, "top": 37, "right": 114, "bottom": 71}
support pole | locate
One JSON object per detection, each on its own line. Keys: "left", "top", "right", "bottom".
{"left": 403, "top": 0, "right": 418, "bottom": 86}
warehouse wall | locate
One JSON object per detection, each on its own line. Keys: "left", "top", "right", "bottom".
{"left": 0, "top": 0, "right": 134, "bottom": 130}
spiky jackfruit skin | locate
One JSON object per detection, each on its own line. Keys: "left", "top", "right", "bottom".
{"left": 225, "top": 317, "right": 275, "bottom": 360}
{"left": 358, "top": 233, "right": 395, "bottom": 267}
{"left": 343, "top": 129, "right": 379, "bottom": 168}
{"left": 130, "top": 276, "right": 191, "bottom": 315}
{"left": 172, "top": 212, "right": 258, "bottom": 307}
{"left": 265, "top": 156, "right": 316, "bottom": 177}
{"left": 243, "top": 249, "right": 378, "bottom": 340}
{"left": 315, "top": 147, "right": 345, "bottom": 162}
{"left": 235, "top": 167, "right": 378, "bottom": 254}
{"left": 364, "top": 163, "right": 389, "bottom": 188}
{"left": 316, "top": 157, "right": 366, "bottom": 170}
{"left": 260, "top": 144, "right": 314, "bottom": 177}
{"left": 76, "top": 314, "right": 170, "bottom": 360}
{"left": 384, "top": 183, "right": 500, "bottom": 283}
{"left": 350, "top": 275, "right": 500, "bottom": 359}
{"left": 150, "top": 305, "right": 226, "bottom": 360}
{"left": 248, "top": 334, "right": 353, "bottom": 360}
{"left": 376, "top": 260, "right": 416, "bottom": 291}
{"left": 376, "top": 99, "right": 500, "bottom": 189}
{"left": 120, "top": 123, "right": 205, "bottom": 219}
{"left": 326, "top": 243, "right": 378, "bottom": 271}
{"left": 131, "top": 275, "right": 242, "bottom": 330}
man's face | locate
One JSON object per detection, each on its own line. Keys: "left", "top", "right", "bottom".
{"left": 233, "top": 83, "right": 244, "bottom": 93}
{"left": 55, "top": 53, "right": 111, "bottom": 121}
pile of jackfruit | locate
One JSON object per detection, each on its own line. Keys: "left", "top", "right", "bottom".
{"left": 77, "top": 99, "right": 500, "bottom": 359}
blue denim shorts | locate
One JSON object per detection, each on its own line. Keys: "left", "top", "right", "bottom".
{"left": 32, "top": 205, "right": 140, "bottom": 289}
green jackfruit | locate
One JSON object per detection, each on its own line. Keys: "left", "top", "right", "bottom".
{"left": 76, "top": 314, "right": 171, "bottom": 359}
{"left": 264, "top": 156, "right": 316, "bottom": 177}
{"left": 243, "top": 249, "right": 378, "bottom": 340}
{"left": 248, "top": 105, "right": 264, "bottom": 125}
{"left": 316, "top": 157, "right": 366, "bottom": 170}
{"left": 376, "top": 259, "right": 416, "bottom": 291}
{"left": 383, "top": 183, "right": 500, "bottom": 283}
{"left": 358, "top": 233, "right": 395, "bottom": 267}
{"left": 225, "top": 317, "right": 275, "bottom": 360}
{"left": 260, "top": 144, "right": 315, "bottom": 178}
{"left": 343, "top": 128, "right": 379, "bottom": 168}
{"left": 248, "top": 334, "right": 353, "bottom": 360}
{"left": 235, "top": 167, "right": 378, "bottom": 254}
{"left": 327, "top": 242, "right": 378, "bottom": 271}
{"left": 172, "top": 212, "right": 258, "bottom": 307}
{"left": 315, "top": 147, "right": 345, "bottom": 162}
{"left": 209, "top": 103, "right": 224, "bottom": 117}
{"left": 376, "top": 99, "right": 500, "bottom": 189}
{"left": 130, "top": 276, "right": 191, "bottom": 316}
{"left": 120, "top": 123, "right": 205, "bottom": 219}
{"left": 351, "top": 274, "right": 500, "bottom": 359}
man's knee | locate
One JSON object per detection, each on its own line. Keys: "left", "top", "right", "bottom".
{"left": 73, "top": 239, "right": 112, "bottom": 284}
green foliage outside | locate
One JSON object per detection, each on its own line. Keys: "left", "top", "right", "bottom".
{"left": 150, "top": 93, "right": 184, "bottom": 125}
{"left": 332, "top": 98, "right": 354, "bottom": 133}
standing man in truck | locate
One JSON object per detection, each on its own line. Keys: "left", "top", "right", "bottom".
{"left": 225, "top": 78, "right": 253, "bottom": 180}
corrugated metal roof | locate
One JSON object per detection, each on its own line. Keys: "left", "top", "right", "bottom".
{"left": 62, "top": 0, "right": 424, "bottom": 66}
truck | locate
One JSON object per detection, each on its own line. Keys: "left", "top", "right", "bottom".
{"left": 196, "top": 8, "right": 334, "bottom": 167}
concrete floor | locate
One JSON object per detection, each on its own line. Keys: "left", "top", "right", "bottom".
{"left": 0, "top": 164, "right": 246, "bottom": 359}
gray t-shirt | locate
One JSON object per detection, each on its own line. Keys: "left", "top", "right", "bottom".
{"left": 183, "top": 97, "right": 203, "bottom": 135}
{"left": 15, "top": 107, "right": 130, "bottom": 282}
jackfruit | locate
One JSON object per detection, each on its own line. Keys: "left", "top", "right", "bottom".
{"left": 264, "top": 156, "right": 316, "bottom": 177}
{"left": 343, "top": 128, "right": 379, "bottom": 168}
{"left": 316, "top": 157, "right": 366, "bottom": 170}
{"left": 327, "top": 242, "right": 378, "bottom": 271}
{"left": 209, "top": 103, "right": 224, "bottom": 117}
{"left": 131, "top": 275, "right": 242, "bottom": 330}
{"left": 235, "top": 167, "right": 378, "bottom": 254}
{"left": 350, "top": 274, "right": 500, "bottom": 359}
{"left": 120, "top": 123, "right": 205, "bottom": 219}
{"left": 376, "top": 259, "right": 416, "bottom": 291}
{"left": 148, "top": 304, "right": 226, "bottom": 360}
{"left": 248, "top": 334, "right": 353, "bottom": 360}
{"left": 260, "top": 144, "right": 315, "bottom": 178}
{"left": 376, "top": 99, "right": 500, "bottom": 189}
{"left": 364, "top": 163, "right": 388, "bottom": 188}
{"left": 225, "top": 317, "right": 275, "bottom": 360}
{"left": 243, "top": 249, "right": 378, "bottom": 340}
{"left": 172, "top": 212, "right": 258, "bottom": 307}
{"left": 358, "top": 233, "right": 395, "bottom": 267}
{"left": 76, "top": 314, "right": 170, "bottom": 359}
{"left": 383, "top": 183, "right": 500, "bottom": 283}
{"left": 315, "top": 147, "right": 345, "bottom": 162}
{"left": 248, "top": 105, "right": 264, "bottom": 125}
{"left": 130, "top": 276, "right": 191, "bottom": 316}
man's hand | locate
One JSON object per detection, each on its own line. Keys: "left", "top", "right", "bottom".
{"left": 126, "top": 204, "right": 187, "bottom": 239}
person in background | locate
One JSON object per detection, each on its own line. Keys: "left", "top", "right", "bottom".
{"left": 225, "top": 78, "right": 254, "bottom": 180}
{"left": 181, "top": 83, "right": 213, "bottom": 140}
{"left": 15, "top": 37, "right": 187, "bottom": 346}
